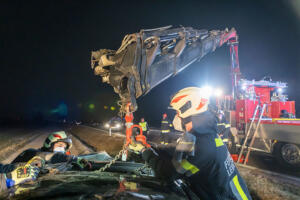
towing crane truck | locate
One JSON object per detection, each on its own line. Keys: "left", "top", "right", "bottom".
{"left": 91, "top": 25, "right": 300, "bottom": 170}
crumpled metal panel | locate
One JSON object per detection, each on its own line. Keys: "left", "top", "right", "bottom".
{"left": 91, "top": 26, "right": 237, "bottom": 113}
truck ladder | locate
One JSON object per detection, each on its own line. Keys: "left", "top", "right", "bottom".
{"left": 237, "top": 104, "right": 267, "bottom": 164}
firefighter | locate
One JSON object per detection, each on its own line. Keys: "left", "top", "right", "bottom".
{"left": 11, "top": 131, "right": 91, "bottom": 171}
{"left": 139, "top": 118, "right": 149, "bottom": 137}
{"left": 129, "top": 87, "right": 252, "bottom": 200}
{"left": 217, "top": 110, "right": 231, "bottom": 144}
{"left": 160, "top": 113, "right": 173, "bottom": 144}
{"left": 0, "top": 162, "right": 40, "bottom": 192}
{"left": 217, "top": 110, "right": 237, "bottom": 154}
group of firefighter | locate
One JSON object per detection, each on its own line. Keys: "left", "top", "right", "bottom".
{"left": 138, "top": 113, "right": 174, "bottom": 145}
{"left": 0, "top": 87, "right": 252, "bottom": 200}
{"left": 139, "top": 110, "right": 232, "bottom": 147}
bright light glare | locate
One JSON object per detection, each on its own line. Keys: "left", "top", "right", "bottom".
{"left": 278, "top": 88, "right": 283, "bottom": 93}
{"left": 115, "top": 123, "right": 121, "bottom": 128}
{"left": 214, "top": 88, "right": 223, "bottom": 97}
{"left": 241, "top": 84, "right": 247, "bottom": 90}
{"left": 105, "top": 123, "right": 110, "bottom": 128}
{"left": 202, "top": 86, "right": 213, "bottom": 98}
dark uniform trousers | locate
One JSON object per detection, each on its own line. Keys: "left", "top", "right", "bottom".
{"left": 161, "top": 119, "right": 172, "bottom": 144}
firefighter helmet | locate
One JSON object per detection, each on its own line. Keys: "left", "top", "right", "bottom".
{"left": 163, "top": 113, "right": 167, "bottom": 118}
{"left": 43, "top": 131, "right": 72, "bottom": 151}
{"left": 170, "top": 87, "right": 209, "bottom": 118}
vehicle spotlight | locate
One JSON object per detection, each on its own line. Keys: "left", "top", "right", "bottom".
{"left": 214, "top": 88, "right": 223, "bottom": 97}
{"left": 278, "top": 88, "right": 283, "bottom": 93}
{"left": 241, "top": 84, "right": 247, "bottom": 90}
{"left": 115, "top": 123, "right": 121, "bottom": 128}
{"left": 105, "top": 123, "right": 110, "bottom": 128}
{"left": 202, "top": 86, "right": 213, "bottom": 98}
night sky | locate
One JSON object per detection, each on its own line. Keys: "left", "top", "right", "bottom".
{"left": 1, "top": 0, "right": 299, "bottom": 125}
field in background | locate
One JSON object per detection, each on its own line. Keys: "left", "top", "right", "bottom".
{"left": 69, "top": 125, "right": 125, "bottom": 156}
{"left": 0, "top": 128, "right": 41, "bottom": 162}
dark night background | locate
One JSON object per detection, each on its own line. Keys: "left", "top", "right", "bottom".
{"left": 1, "top": 0, "right": 299, "bottom": 126}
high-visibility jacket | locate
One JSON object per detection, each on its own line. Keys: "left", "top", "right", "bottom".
{"left": 161, "top": 118, "right": 172, "bottom": 133}
{"left": 143, "top": 111, "right": 252, "bottom": 200}
{"left": 139, "top": 121, "right": 148, "bottom": 132}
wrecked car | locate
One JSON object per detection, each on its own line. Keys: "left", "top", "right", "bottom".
{"left": 0, "top": 151, "right": 199, "bottom": 200}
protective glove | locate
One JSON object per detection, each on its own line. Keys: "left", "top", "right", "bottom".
{"left": 128, "top": 139, "right": 146, "bottom": 154}
{"left": 26, "top": 156, "right": 45, "bottom": 168}
{"left": 72, "top": 157, "right": 92, "bottom": 170}
{"left": 5, "top": 163, "right": 40, "bottom": 188}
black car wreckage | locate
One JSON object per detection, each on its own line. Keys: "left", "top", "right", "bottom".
{"left": 0, "top": 151, "right": 200, "bottom": 200}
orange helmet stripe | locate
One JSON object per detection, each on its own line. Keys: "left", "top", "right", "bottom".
{"left": 196, "top": 98, "right": 208, "bottom": 110}
{"left": 53, "top": 134, "right": 62, "bottom": 139}
{"left": 171, "top": 95, "right": 188, "bottom": 104}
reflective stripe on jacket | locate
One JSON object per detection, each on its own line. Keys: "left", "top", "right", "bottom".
{"left": 161, "top": 118, "right": 172, "bottom": 133}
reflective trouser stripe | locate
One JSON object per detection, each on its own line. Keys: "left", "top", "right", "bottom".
{"left": 161, "top": 130, "right": 170, "bottom": 133}
{"left": 230, "top": 175, "right": 249, "bottom": 200}
{"left": 161, "top": 121, "right": 169, "bottom": 123}
{"left": 222, "top": 138, "right": 229, "bottom": 142}
{"left": 180, "top": 159, "right": 199, "bottom": 175}
{"left": 217, "top": 123, "right": 231, "bottom": 128}
{"left": 178, "top": 141, "right": 194, "bottom": 145}
{"left": 215, "top": 137, "right": 224, "bottom": 147}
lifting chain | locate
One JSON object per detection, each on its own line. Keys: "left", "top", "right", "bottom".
{"left": 134, "top": 163, "right": 152, "bottom": 176}
{"left": 96, "top": 144, "right": 128, "bottom": 173}
{"left": 96, "top": 144, "right": 152, "bottom": 176}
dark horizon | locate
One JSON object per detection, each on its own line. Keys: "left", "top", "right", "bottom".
{"left": 1, "top": 0, "right": 299, "bottom": 126}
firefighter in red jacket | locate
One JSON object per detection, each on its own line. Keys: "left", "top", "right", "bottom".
{"left": 129, "top": 87, "right": 252, "bottom": 200}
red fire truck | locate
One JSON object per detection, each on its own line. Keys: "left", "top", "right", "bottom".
{"left": 223, "top": 39, "right": 300, "bottom": 170}
{"left": 91, "top": 26, "right": 300, "bottom": 170}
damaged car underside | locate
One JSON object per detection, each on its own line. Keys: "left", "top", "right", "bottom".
{"left": 91, "top": 25, "right": 237, "bottom": 113}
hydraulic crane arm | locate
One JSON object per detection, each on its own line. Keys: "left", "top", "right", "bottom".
{"left": 91, "top": 26, "right": 238, "bottom": 113}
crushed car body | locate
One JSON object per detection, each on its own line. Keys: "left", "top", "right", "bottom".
{"left": 91, "top": 26, "right": 237, "bottom": 113}
{"left": 1, "top": 152, "right": 198, "bottom": 200}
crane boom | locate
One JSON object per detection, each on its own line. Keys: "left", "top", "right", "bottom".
{"left": 91, "top": 26, "right": 238, "bottom": 113}
{"left": 229, "top": 37, "right": 241, "bottom": 100}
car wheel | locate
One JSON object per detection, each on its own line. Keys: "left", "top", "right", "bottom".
{"left": 274, "top": 142, "right": 300, "bottom": 171}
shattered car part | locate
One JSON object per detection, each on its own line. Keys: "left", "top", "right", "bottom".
{"left": 91, "top": 25, "right": 237, "bottom": 113}
{"left": 1, "top": 152, "right": 193, "bottom": 200}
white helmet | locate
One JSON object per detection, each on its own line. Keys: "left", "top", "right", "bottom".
{"left": 170, "top": 87, "right": 209, "bottom": 118}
